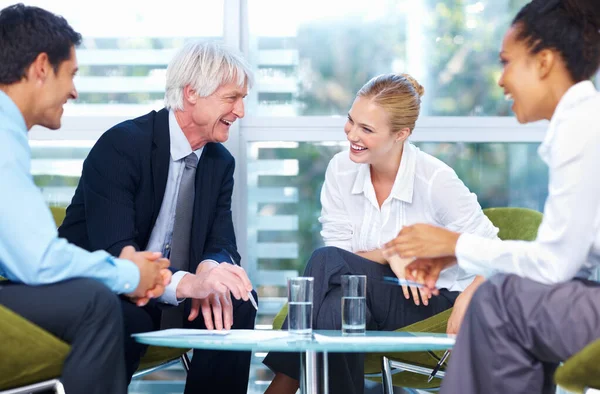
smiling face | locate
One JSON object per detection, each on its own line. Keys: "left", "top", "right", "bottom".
{"left": 344, "top": 95, "right": 403, "bottom": 165}
{"left": 189, "top": 80, "right": 248, "bottom": 144}
{"left": 498, "top": 26, "right": 550, "bottom": 124}
{"left": 35, "top": 46, "right": 78, "bottom": 129}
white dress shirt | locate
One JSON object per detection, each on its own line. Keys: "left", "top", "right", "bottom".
{"left": 146, "top": 111, "right": 204, "bottom": 305}
{"left": 456, "top": 81, "right": 600, "bottom": 284}
{"left": 320, "top": 141, "right": 499, "bottom": 292}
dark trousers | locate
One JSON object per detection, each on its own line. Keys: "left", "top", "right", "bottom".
{"left": 441, "top": 274, "right": 600, "bottom": 394}
{"left": 122, "top": 290, "right": 258, "bottom": 394}
{"left": 263, "top": 246, "right": 459, "bottom": 394}
{"left": 0, "top": 278, "right": 127, "bottom": 394}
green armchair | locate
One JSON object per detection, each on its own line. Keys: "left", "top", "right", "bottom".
{"left": 272, "top": 207, "right": 544, "bottom": 392}
{"left": 0, "top": 206, "right": 190, "bottom": 392}
{"left": 554, "top": 339, "right": 600, "bottom": 393}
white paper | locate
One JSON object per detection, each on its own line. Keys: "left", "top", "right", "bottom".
{"left": 133, "top": 329, "right": 230, "bottom": 338}
{"left": 227, "top": 330, "right": 292, "bottom": 341}
{"left": 133, "top": 328, "right": 292, "bottom": 341}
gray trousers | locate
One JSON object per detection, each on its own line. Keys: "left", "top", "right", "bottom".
{"left": 441, "top": 274, "right": 600, "bottom": 394}
{"left": 264, "top": 246, "right": 459, "bottom": 394}
{"left": 0, "top": 278, "right": 127, "bottom": 394}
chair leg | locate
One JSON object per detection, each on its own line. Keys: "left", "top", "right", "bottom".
{"left": 54, "top": 380, "right": 66, "bottom": 394}
{"left": 180, "top": 352, "right": 191, "bottom": 373}
{"left": 381, "top": 356, "right": 394, "bottom": 394}
{"left": 0, "top": 379, "right": 65, "bottom": 394}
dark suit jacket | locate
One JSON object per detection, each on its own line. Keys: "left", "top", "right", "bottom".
{"left": 59, "top": 108, "right": 240, "bottom": 273}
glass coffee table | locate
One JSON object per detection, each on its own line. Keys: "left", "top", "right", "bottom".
{"left": 133, "top": 329, "right": 455, "bottom": 394}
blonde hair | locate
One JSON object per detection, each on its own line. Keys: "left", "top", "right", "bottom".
{"left": 357, "top": 73, "right": 424, "bottom": 133}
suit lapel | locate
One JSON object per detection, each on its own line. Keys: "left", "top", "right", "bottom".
{"left": 150, "top": 108, "right": 171, "bottom": 227}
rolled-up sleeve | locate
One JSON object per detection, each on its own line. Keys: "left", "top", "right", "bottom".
{"left": 456, "top": 116, "right": 600, "bottom": 284}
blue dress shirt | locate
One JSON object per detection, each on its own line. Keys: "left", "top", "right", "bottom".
{"left": 0, "top": 90, "right": 140, "bottom": 293}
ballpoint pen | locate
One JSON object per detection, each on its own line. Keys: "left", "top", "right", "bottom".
{"left": 225, "top": 251, "right": 258, "bottom": 311}
{"left": 382, "top": 276, "right": 426, "bottom": 288}
{"left": 428, "top": 350, "right": 451, "bottom": 382}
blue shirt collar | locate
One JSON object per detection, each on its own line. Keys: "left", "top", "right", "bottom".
{"left": 0, "top": 90, "right": 28, "bottom": 134}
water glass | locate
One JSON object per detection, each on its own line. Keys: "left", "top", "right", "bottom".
{"left": 341, "top": 275, "right": 367, "bottom": 334}
{"left": 287, "top": 277, "right": 314, "bottom": 335}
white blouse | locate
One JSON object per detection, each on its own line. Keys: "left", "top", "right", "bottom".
{"left": 319, "top": 141, "right": 499, "bottom": 292}
{"left": 456, "top": 81, "right": 600, "bottom": 284}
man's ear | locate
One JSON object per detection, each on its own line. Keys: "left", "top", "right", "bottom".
{"left": 183, "top": 85, "right": 198, "bottom": 105}
{"left": 27, "top": 52, "right": 51, "bottom": 83}
{"left": 536, "top": 49, "right": 555, "bottom": 80}
{"left": 396, "top": 127, "right": 411, "bottom": 143}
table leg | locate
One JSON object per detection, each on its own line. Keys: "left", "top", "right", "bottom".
{"left": 300, "top": 350, "right": 319, "bottom": 393}
{"left": 323, "top": 351, "right": 329, "bottom": 394}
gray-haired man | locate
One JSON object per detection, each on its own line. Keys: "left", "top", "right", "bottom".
{"left": 59, "top": 41, "right": 257, "bottom": 394}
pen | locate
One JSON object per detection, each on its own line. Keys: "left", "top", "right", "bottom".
{"left": 382, "top": 276, "right": 426, "bottom": 288}
{"left": 428, "top": 350, "right": 451, "bottom": 382}
{"left": 225, "top": 251, "right": 258, "bottom": 311}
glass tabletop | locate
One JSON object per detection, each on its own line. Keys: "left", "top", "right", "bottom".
{"left": 133, "top": 329, "right": 455, "bottom": 353}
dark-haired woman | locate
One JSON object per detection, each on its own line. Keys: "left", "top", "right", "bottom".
{"left": 380, "top": 0, "right": 600, "bottom": 393}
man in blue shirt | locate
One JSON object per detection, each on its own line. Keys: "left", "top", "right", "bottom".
{"left": 0, "top": 5, "right": 172, "bottom": 394}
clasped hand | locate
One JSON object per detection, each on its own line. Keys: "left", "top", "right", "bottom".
{"left": 386, "top": 254, "right": 431, "bottom": 306}
{"left": 120, "top": 245, "right": 172, "bottom": 307}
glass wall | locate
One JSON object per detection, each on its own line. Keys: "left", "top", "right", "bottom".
{"left": 29, "top": 141, "right": 93, "bottom": 207}
{"left": 246, "top": 0, "right": 529, "bottom": 116}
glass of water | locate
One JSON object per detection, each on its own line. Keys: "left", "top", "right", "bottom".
{"left": 341, "top": 275, "right": 367, "bottom": 335}
{"left": 287, "top": 277, "right": 314, "bottom": 335}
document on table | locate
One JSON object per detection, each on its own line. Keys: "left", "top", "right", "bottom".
{"left": 133, "top": 328, "right": 292, "bottom": 341}
{"left": 133, "top": 329, "right": 230, "bottom": 338}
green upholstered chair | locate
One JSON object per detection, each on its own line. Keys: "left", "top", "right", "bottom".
{"left": 0, "top": 206, "right": 190, "bottom": 392}
{"left": 554, "top": 340, "right": 600, "bottom": 393}
{"left": 271, "top": 207, "right": 544, "bottom": 392}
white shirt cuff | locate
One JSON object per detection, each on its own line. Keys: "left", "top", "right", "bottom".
{"left": 456, "top": 233, "right": 497, "bottom": 278}
{"left": 201, "top": 259, "right": 220, "bottom": 267}
{"left": 157, "top": 270, "right": 189, "bottom": 305}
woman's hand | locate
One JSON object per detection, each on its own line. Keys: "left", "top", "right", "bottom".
{"left": 387, "top": 254, "right": 431, "bottom": 306}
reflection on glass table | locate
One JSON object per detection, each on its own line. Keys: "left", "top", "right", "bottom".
{"left": 134, "top": 329, "right": 455, "bottom": 394}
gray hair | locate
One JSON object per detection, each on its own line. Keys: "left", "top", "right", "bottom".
{"left": 164, "top": 40, "right": 254, "bottom": 110}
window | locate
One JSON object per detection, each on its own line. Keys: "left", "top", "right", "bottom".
{"left": 0, "top": 0, "right": 224, "bottom": 116}
{"left": 247, "top": 0, "right": 528, "bottom": 116}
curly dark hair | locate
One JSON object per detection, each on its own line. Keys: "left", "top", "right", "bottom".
{"left": 512, "top": 0, "right": 600, "bottom": 82}
{"left": 0, "top": 3, "right": 82, "bottom": 84}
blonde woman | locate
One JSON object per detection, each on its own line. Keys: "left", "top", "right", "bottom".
{"left": 264, "top": 74, "right": 498, "bottom": 394}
